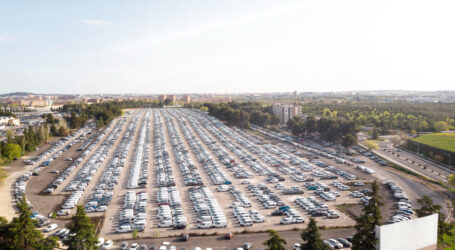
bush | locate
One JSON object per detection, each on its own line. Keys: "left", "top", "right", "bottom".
{"left": 1, "top": 143, "right": 22, "bottom": 160}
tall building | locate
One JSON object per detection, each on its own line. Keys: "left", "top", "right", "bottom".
{"left": 158, "top": 95, "right": 167, "bottom": 102}
{"left": 167, "top": 95, "right": 176, "bottom": 102}
{"left": 272, "top": 103, "right": 302, "bottom": 124}
{"left": 182, "top": 95, "right": 191, "bottom": 103}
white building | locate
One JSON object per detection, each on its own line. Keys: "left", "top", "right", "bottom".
{"left": 272, "top": 103, "right": 301, "bottom": 124}
{"left": 375, "top": 214, "right": 438, "bottom": 250}
{"left": 0, "top": 116, "right": 20, "bottom": 126}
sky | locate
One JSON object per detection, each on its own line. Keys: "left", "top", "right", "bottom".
{"left": 1, "top": 0, "right": 455, "bottom": 94}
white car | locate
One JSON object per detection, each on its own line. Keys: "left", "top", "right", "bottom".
{"left": 96, "top": 238, "right": 104, "bottom": 247}
{"left": 130, "top": 243, "right": 138, "bottom": 250}
{"left": 43, "top": 223, "right": 57, "bottom": 232}
{"left": 280, "top": 217, "right": 293, "bottom": 225}
{"left": 102, "top": 240, "right": 113, "bottom": 249}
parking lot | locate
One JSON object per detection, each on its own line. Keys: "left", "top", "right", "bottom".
{"left": 20, "top": 108, "right": 437, "bottom": 247}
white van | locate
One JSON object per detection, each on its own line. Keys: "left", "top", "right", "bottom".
{"left": 213, "top": 221, "right": 227, "bottom": 228}
{"left": 116, "top": 224, "right": 131, "bottom": 233}
{"left": 158, "top": 220, "right": 173, "bottom": 228}
{"left": 197, "top": 221, "right": 213, "bottom": 229}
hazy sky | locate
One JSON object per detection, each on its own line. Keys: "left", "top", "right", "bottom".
{"left": 1, "top": 0, "right": 455, "bottom": 94}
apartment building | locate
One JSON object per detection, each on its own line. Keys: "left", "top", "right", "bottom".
{"left": 182, "top": 95, "right": 191, "bottom": 103}
{"left": 0, "top": 116, "right": 20, "bottom": 126}
{"left": 272, "top": 103, "right": 301, "bottom": 124}
{"left": 158, "top": 95, "right": 177, "bottom": 103}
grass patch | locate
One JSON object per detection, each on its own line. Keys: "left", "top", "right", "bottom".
{"left": 0, "top": 157, "right": 12, "bottom": 167}
{"left": 387, "top": 163, "right": 443, "bottom": 187}
{"left": 411, "top": 133, "right": 455, "bottom": 152}
{"left": 388, "top": 163, "right": 424, "bottom": 178}
{"left": 0, "top": 167, "right": 8, "bottom": 184}
{"left": 336, "top": 203, "right": 360, "bottom": 219}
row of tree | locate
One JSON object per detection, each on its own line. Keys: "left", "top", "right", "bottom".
{"left": 61, "top": 100, "right": 171, "bottom": 129}
{"left": 0, "top": 124, "right": 50, "bottom": 164}
{"left": 204, "top": 102, "right": 280, "bottom": 129}
{"left": 41, "top": 113, "right": 69, "bottom": 137}
{"left": 287, "top": 116, "right": 358, "bottom": 148}
{"left": 0, "top": 196, "right": 98, "bottom": 250}
{"left": 301, "top": 102, "right": 455, "bottom": 133}
{"left": 0, "top": 110, "right": 15, "bottom": 117}
{"left": 61, "top": 102, "right": 124, "bottom": 129}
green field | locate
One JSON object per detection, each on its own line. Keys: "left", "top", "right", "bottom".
{"left": 411, "top": 133, "right": 455, "bottom": 152}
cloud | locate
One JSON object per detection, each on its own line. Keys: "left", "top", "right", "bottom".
{"left": 77, "top": 19, "right": 112, "bottom": 26}
{"left": 0, "top": 35, "right": 16, "bottom": 43}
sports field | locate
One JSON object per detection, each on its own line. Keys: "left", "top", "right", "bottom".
{"left": 411, "top": 133, "right": 455, "bottom": 152}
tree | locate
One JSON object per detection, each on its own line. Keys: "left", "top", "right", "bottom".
{"left": 270, "top": 115, "right": 281, "bottom": 126}
{"left": 435, "top": 121, "right": 450, "bottom": 132}
{"left": 415, "top": 196, "right": 451, "bottom": 243}
{"left": 300, "top": 218, "right": 329, "bottom": 250}
{"left": 372, "top": 128, "right": 379, "bottom": 140}
{"left": 69, "top": 112, "right": 81, "bottom": 129}
{"left": 363, "top": 140, "right": 379, "bottom": 151}
{"left": 352, "top": 181, "right": 382, "bottom": 250}
{"left": 50, "top": 124, "right": 57, "bottom": 136}
{"left": 304, "top": 116, "right": 317, "bottom": 133}
{"left": 6, "top": 130, "right": 14, "bottom": 144}
{"left": 342, "top": 134, "right": 357, "bottom": 148}
{"left": 57, "top": 126, "right": 68, "bottom": 137}
{"left": 448, "top": 174, "right": 455, "bottom": 190}
{"left": 1, "top": 143, "right": 22, "bottom": 160}
{"left": 263, "top": 229, "right": 286, "bottom": 250}
{"left": 8, "top": 196, "right": 46, "bottom": 249}
{"left": 46, "top": 113, "right": 54, "bottom": 124}
{"left": 96, "top": 117, "right": 105, "bottom": 128}
{"left": 64, "top": 206, "right": 98, "bottom": 250}
{"left": 164, "top": 98, "right": 172, "bottom": 105}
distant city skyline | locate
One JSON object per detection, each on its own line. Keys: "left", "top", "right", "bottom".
{"left": 1, "top": 0, "right": 455, "bottom": 94}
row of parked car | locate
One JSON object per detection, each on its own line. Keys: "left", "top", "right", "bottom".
{"left": 232, "top": 206, "right": 265, "bottom": 226}
{"left": 384, "top": 180, "right": 414, "bottom": 223}
{"left": 117, "top": 191, "right": 149, "bottom": 233}
{"left": 154, "top": 111, "right": 176, "bottom": 187}
{"left": 193, "top": 113, "right": 276, "bottom": 177}
{"left": 294, "top": 197, "right": 339, "bottom": 218}
{"left": 24, "top": 123, "right": 94, "bottom": 166}
{"left": 128, "top": 111, "right": 151, "bottom": 189}
{"left": 182, "top": 114, "right": 255, "bottom": 180}
{"left": 171, "top": 111, "right": 231, "bottom": 185}
{"left": 60, "top": 118, "right": 126, "bottom": 212}
{"left": 162, "top": 110, "right": 203, "bottom": 186}
{"left": 43, "top": 126, "right": 100, "bottom": 195}
{"left": 250, "top": 125, "right": 356, "bottom": 168}
{"left": 247, "top": 184, "right": 285, "bottom": 209}
{"left": 156, "top": 187, "right": 187, "bottom": 229}
{"left": 189, "top": 186, "right": 227, "bottom": 229}
{"left": 84, "top": 115, "right": 139, "bottom": 213}
{"left": 16, "top": 123, "right": 94, "bottom": 208}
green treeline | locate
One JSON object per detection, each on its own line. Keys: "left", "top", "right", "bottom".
{"left": 0, "top": 124, "right": 50, "bottom": 164}
{"left": 301, "top": 102, "right": 455, "bottom": 133}
{"left": 203, "top": 102, "right": 280, "bottom": 129}
{"left": 0, "top": 110, "right": 15, "bottom": 117}
{"left": 0, "top": 197, "right": 97, "bottom": 250}
{"left": 61, "top": 100, "right": 165, "bottom": 128}
{"left": 287, "top": 116, "right": 358, "bottom": 148}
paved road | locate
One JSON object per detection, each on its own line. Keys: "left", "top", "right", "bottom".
{"left": 113, "top": 227, "right": 356, "bottom": 250}
{"left": 358, "top": 132, "right": 454, "bottom": 183}
{"left": 379, "top": 144, "right": 454, "bottom": 182}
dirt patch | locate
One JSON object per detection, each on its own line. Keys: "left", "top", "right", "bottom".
{"left": 336, "top": 183, "right": 397, "bottom": 224}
